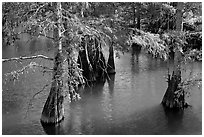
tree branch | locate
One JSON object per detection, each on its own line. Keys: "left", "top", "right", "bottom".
{"left": 2, "top": 55, "right": 54, "bottom": 63}
{"left": 4, "top": 62, "right": 53, "bottom": 84}
{"left": 30, "top": 3, "right": 48, "bottom": 19}
{"left": 17, "top": 31, "right": 55, "bottom": 41}
{"left": 38, "top": 33, "right": 55, "bottom": 41}
{"left": 180, "top": 78, "right": 202, "bottom": 86}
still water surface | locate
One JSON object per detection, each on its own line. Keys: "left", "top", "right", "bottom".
{"left": 2, "top": 38, "right": 202, "bottom": 135}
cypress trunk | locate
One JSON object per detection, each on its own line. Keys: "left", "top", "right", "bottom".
{"left": 136, "top": 3, "right": 141, "bottom": 30}
{"left": 78, "top": 36, "right": 107, "bottom": 83}
{"left": 78, "top": 37, "right": 96, "bottom": 82}
{"left": 162, "top": 2, "right": 185, "bottom": 109}
{"left": 41, "top": 51, "right": 64, "bottom": 123}
{"left": 41, "top": 2, "right": 65, "bottom": 124}
{"left": 162, "top": 50, "right": 185, "bottom": 108}
{"left": 132, "top": 3, "right": 136, "bottom": 28}
{"left": 107, "top": 42, "right": 116, "bottom": 74}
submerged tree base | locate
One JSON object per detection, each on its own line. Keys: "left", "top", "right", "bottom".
{"left": 41, "top": 51, "right": 65, "bottom": 124}
{"left": 107, "top": 43, "right": 116, "bottom": 75}
{"left": 41, "top": 112, "right": 64, "bottom": 124}
{"left": 162, "top": 70, "right": 189, "bottom": 109}
{"left": 78, "top": 36, "right": 114, "bottom": 83}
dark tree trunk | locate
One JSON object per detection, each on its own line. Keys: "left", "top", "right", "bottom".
{"left": 162, "top": 50, "right": 185, "bottom": 109}
{"left": 78, "top": 37, "right": 96, "bottom": 82}
{"left": 162, "top": 2, "right": 186, "bottom": 109}
{"left": 41, "top": 2, "right": 65, "bottom": 124}
{"left": 136, "top": 3, "right": 141, "bottom": 30}
{"left": 107, "top": 42, "right": 116, "bottom": 74}
{"left": 175, "top": 3, "right": 183, "bottom": 32}
{"left": 41, "top": 51, "right": 64, "bottom": 123}
{"left": 78, "top": 36, "right": 107, "bottom": 84}
{"left": 132, "top": 3, "right": 136, "bottom": 28}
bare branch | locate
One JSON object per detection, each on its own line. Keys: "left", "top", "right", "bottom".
{"left": 17, "top": 31, "right": 55, "bottom": 41}
{"left": 30, "top": 3, "right": 48, "bottom": 19}
{"left": 38, "top": 33, "right": 55, "bottom": 41}
{"left": 180, "top": 78, "right": 202, "bottom": 86}
{"left": 2, "top": 55, "right": 54, "bottom": 63}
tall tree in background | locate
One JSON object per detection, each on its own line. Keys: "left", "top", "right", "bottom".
{"left": 136, "top": 3, "right": 141, "bottom": 29}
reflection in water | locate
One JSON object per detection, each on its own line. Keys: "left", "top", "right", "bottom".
{"left": 107, "top": 75, "right": 115, "bottom": 96}
{"left": 163, "top": 107, "right": 184, "bottom": 133}
{"left": 48, "top": 79, "right": 116, "bottom": 135}
{"left": 68, "top": 102, "right": 83, "bottom": 134}
{"left": 131, "top": 48, "right": 140, "bottom": 74}
{"left": 2, "top": 37, "right": 202, "bottom": 134}
{"left": 41, "top": 121, "right": 65, "bottom": 135}
{"left": 101, "top": 75, "right": 115, "bottom": 123}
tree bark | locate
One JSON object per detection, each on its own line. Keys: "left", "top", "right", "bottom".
{"left": 132, "top": 3, "right": 136, "bottom": 28}
{"left": 162, "top": 50, "right": 183, "bottom": 108}
{"left": 162, "top": 2, "right": 185, "bottom": 109}
{"left": 41, "top": 2, "right": 65, "bottom": 124}
{"left": 175, "top": 2, "right": 183, "bottom": 32}
{"left": 107, "top": 42, "right": 116, "bottom": 74}
{"left": 78, "top": 36, "right": 96, "bottom": 83}
{"left": 41, "top": 51, "right": 64, "bottom": 123}
{"left": 136, "top": 3, "right": 141, "bottom": 30}
{"left": 78, "top": 36, "right": 107, "bottom": 83}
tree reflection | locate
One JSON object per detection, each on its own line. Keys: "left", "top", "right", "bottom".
{"left": 131, "top": 46, "right": 141, "bottom": 74}
{"left": 107, "top": 74, "right": 115, "bottom": 96}
{"left": 41, "top": 120, "right": 65, "bottom": 135}
{"left": 163, "top": 107, "right": 184, "bottom": 133}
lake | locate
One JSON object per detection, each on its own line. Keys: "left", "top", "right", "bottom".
{"left": 2, "top": 37, "right": 202, "bottom": 135}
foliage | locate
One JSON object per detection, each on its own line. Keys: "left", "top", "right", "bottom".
{"left": 142, "top": 2, "right": 202, "bottom": 33}
{"left": 2, "top": 2, "right": 202, "bottom": 105}
{"left": 127, "top": 28, "right": 169, "bottom": 60}
{"left": 2, "top": 2, "right": 117, "bottom": 103}
{"left": 177, "top": 72, "right": 202, "bottom": 104}
{"left": 4, "top": 61, "right": 52, "bottom": 85}
{"left": 185, "top": 31, "right": 202, "bottom": 50}
{"left": 184, "top": 49, "right": 202, "bottom": 61}
{"left": 144, "top": 3, "right": 176, "bottom": 33}
{"left": 161, "top": 31, "right": 187, "bottom": 53}
{"left": 179, "top": 73, "right": 202, "bottom": 91}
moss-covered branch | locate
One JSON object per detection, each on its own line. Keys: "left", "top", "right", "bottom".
{"left": 2, "top": 55, "right": 54, "bottom": 63}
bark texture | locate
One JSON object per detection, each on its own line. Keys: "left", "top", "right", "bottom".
{"left": 136, "top": 3, "right": 141, "bottom": 30}
{"left": 78, "top": 36, "right": 109, "bottom": 83}
{"left": 107, "top": 42, "right": 116, "bottom": 74}
{"left": 162, "top": 50, "right": 186, "bottom": 109}
{"left": 41, "top": 51, "right": 64, "bottom": 123}
{"left": 162, "top": 2, "right": 185, "bottom": 109}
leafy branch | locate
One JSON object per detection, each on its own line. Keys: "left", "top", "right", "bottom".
{"left": 4, "top": 62, "right": 53, "bottom": 84}
{"left": 127, "top": 28, "right": 169, "bottom": 60}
